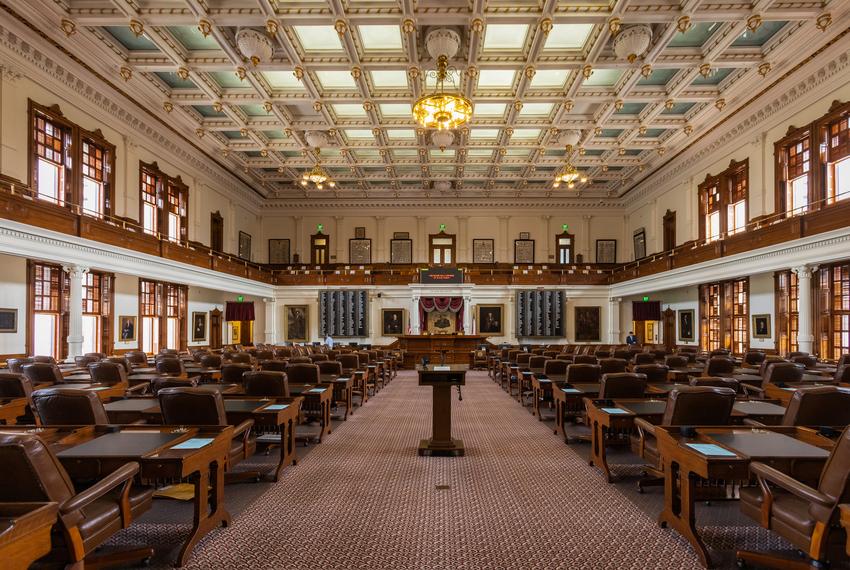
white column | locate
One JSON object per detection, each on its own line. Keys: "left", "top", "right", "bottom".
{"left": 416, "top": 216, "right": 426, "bottom": 263}
{"left": 411, "top": 294, "right": 421, "bottom": 334}
{"left": 293, "top": 216, "right": 302, "bottom": 263}
{"left": 462, "top": 295, "right": 472, "bottom": 334}
{"left": 457, "top": 216, "right": 468, "bottom": 263}
{"left": 498, "top": 216, "right": 509, "bottom": 263}
{"left": 369, "top": 291, "right": 381, "bottom": 341}
{"left": 375, "top": 216, "right": 386, "bottom": 262}
{"left": 794, "top": 265, "right": 817, "bottom": 354}
{"left": 582, "top": 214, "right": 592, "bottom": 262}
{"left": 506, "top": 293, "right": 515, "bottom": 342}
{"left": 263, "top": 298, "right": 276, "bottom": 344}
{"left": 64, "top": 265, "right": 88, "bottom": 361}
{"left": 334, "top": 215, "right": 345, "bottom": 263}
{"left": 541, "top": 215, "right": 551, "bottom": 263}
{"left": 608, "top": 297, "right": 622, "bottom": 344}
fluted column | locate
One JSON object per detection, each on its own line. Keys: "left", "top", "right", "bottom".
{"left": 416, "top": 216, "right": 427, "bottom": 263}
{"left": 541, "top": 215, "right": 551, "bottom": 263}
{"left": 334, "top": 216, "right": 345, "bottom": 263}
{"left": 498, "top": 216, "right": 509, "bottom": 263}
{"left": 64, "top": 265, "right": 88, "bottom": 361}
{"left": 293, "top": 216, "right": 302, "bottom": 263}
{"left": 263, "top": 298, "right": 276, "bottom": 344}
{"left": 462, "top": 295, "right": 472, "bottom": 334}
{"left": 608, "top": 297, "right": 622, "bottom": 344}
{"left": 411, "top": 294, "right": 421, "bottom": 334}
{"left": 457, "top": 216, "right": 468, "bottom": 263}
{"left": 582, "top": 214, "right": 593, "bottom": 262}
{"left": 794, "top": 265, "right": 817, "bottom": 354}
{"left": 375, "top": 216, "right": 386, "bottom": 262}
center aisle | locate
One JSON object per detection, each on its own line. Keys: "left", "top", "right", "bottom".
{"left": 185, "top": 370, "right": 701, "bottom": 569}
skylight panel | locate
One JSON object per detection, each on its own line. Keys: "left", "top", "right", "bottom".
{"left": 358, "top": 25, "right": 403, "bottom": 51}
{"left": 332, "top": 104, "right": 368, "bottom": 117}
{"left": 263, "top": 71, "right": 304, "bottom": 90}
{"left": 315, "top": 70, "right": 357, "bottom": 90}
{"left": 293, "top": 26, "right": 344, "bottom": 52}
{"left": 482, "top": 24, "right": 529, "bottom": 51}
{"left": 543, "top": 24, "right": 593, "bottom": 50}
{"left": 529, "top": 69, "right": 569, "bottom": 88}
{"left": 370, "top": 70, "right": 408, "bottom": 89}
{"left": 477, "top": 70, "right": 517, "bottom": 89}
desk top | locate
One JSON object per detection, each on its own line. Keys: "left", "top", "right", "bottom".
{"left": 417, "top": 364, "right": 469, "bottom": 372}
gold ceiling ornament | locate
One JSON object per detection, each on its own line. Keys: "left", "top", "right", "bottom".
{"left": 594, "top": 126, "right": 602, "bottom": 136}
{"left": 471, "top": 18, "right": 485, "bottom": 34}
{"left": 351, "top": 66, "right": 362, "bottom": 80}
{"left": 236, "top": 66, "right": 247, "bottom": 81}
{"left": 614, "top": 99, "right": 624, "bottom": 111}
{"left": 698, "top": 63, "right": 712, "bottom": 78}
{"left": 641, "top": 64, "right": 652, "bottom": 78}
{"left": 513, "top": 100, "right": 523, "bottom": 112}
{"left": 524, "top": 66, "right": 536, "bottom": 80}
{"left": 300, "top": 148, "right": 335, "bottom": 190}
{"left": 313, "top": 100, "right": 323, "bottom": 112}
{"left": 461, "top": 126, "right": 469, "bottom": 137}
{"left": 608, "top": 17, "right": 622, "bottom": 36}
{"left": 579, "top": 147, "right": 586, "bottom": 156}
{"left": 602, "top": 164, "right": 608, "bottom": 172}
{"left": 60, "top": 19, "right": 76, "bottom": 37}
{"left": 639, "top": 125, "right": 647, "bottom": 135}
{"left": 677, "top": 16, "right": 692, "bottom": 33}
{"left": 198, "top": 19, "right": 212, "bottom": 38}
{"left": 746, "top": 14, "right": 762, "bottom": 33}
{"left": 371, "top": 127, "right": 382, "bottom": 137}
{"left": 553, "top": 163, "right": 587, "bottom": 189}
{"left": 195, "top": 128, "right": 205, "bottom": 138}
{"left": 715, "top": 98, "right": 726, "bottom": 111}
{"left": 458, "top": 148, "right": 466, "bottom": 156}
{"left": 163, "top": 101, "right": 174, "bottom": 113}
{"left": 664, "top": 98, "right": 675, "bottom": 109}
{"left": 177, "top": 67, "right": 190, "bottom": 80}
{"left": 379, "top": 148, "right": 387, "bottom": 156}
{"left": 212, "top": 101, "right": 223, "bottom": 112}
{"left": 260, "top": 148, "right": 268, "bottom": 157}
{"left": 119, "top": 66, "right": 132, "bottom": 81}
{"left": 221, "top": 148, "right": 229, "bottom": 157}
{"left": 638, "top": 164, "right": 645, "bottom": 172}
{"left": 334, "top": 20, "right": 347, "bottom": 37}
{"left": 758, "top": 62, "right": 771, "bottom": 77}
{"left": 263, "top": 101, "right": 273, "bottom": 113}
{"left": 402, "top": 19, "right": 416, "bottom": 35}
{"left": 683, "top": 124, "right": 693, "bottom": 136}
{"left": 277, "top": 165, "right": 285, "bottom": 173}
{"left": 407, "top": 66, "right": 420, "bottom": 80}
{"left": 656, "top": 145, "right": 665, "bottom": 156}
{"left": 465, "top": 65, "right": 479, "bottom": 80}
{"left": 816, "top": 13, "right": 832, "bottom": 32}
{"left": 129, "top": 19, "right": 144, "bottom": 38}
{"left": 582, "top": 64, "right": 593, "bottom": 79}
{"left": 240, "top": 127, "right": 248, "bottom": 137}
{"left": 539, "top": 18, "right": 553, "bottom": 36}
{"left": 293, "top": 66, "right": 304, "bottom": 80}
{"left": 266, "top": 19, "right": 279, "bottom": 35}
{"left": 499, "top": 147, "right": 507, "bottom": 155}
{"left": 618, "top": 147, "right": 626, "bottom": 155}
{"left": 505, "top": 127, "right": 514, "bottom": 137}
{"left": 327, "top": 128, "right": 337, "bottom": 138}
{"left": 413, "top": 28, "right": 473, "bottom": 130}
{"left": 416, "top": 129, "right": 426, "bottom": 138}
{"left": 362, "top": 100, "right": 374, "bottom": 112}
{"left": 564, "top": 99, "right": 574, "bottom": 112}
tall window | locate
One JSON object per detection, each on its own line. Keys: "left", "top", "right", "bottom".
{"left": 776, "top": 270, "right": 799, "bottom": 356}
{"left": 139, "top": 162, "right": 189, "bottom": 243}
{"left": 30, "top": 262, "right": 63, "bottom": 358}
{"left": 826, "top": 112, "right": 850, "bottom": 204}
{"left": 139, "top": 280, "right": 160, "bottom": 354}
{"left": 786, "top": 139, "right": 810, "bottom": 214}
{"left": 29, "top": 101, "right": 115, "bottom": 216}
{"left": 80, "top": 272, "right": 113, "bottom": 355}
{"left": 817, "top": 263, "right": 850, "bottom": 360}
{"left": 139, "top": 279, "right": 187, "bottom": 353}
{"left": 699, "top": 278, "right": 749, "bottom": 354}
{"left": 700, "top": 284, "right": 721, "bottom": 351}
{"left": 730, "top": 279, "right": 749, "bottom": 354}
{"left": 698, "top": 159, "right": 748, "bottom": 241}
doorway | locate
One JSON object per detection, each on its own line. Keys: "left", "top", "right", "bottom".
{"left": 663, "top": 210, "right": 676, "bottom": 251}
{"left": 210, "top": 308, "right": 222, "bottom": 349}
{"left": 662, "top": 308, "right": 676, "bottom": 351}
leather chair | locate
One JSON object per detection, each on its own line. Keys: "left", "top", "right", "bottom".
{"left": 837, "top": 354, "right": 850, "bottom": 368}
{"left": 243, "top": 371, "right": 289, "bottom": 397}
{"left": 230, "top": 353, "right": 253, "bottom": 364}
{"left": 150, "top": 376, "right": 197, "bottom": 394}
{"left": 254, "top": 350, "right": 274, "bottom": 361}
{"left": 84, "top": 352, "right": 106, "bottom": 360}
{"left": 74, "top": 355, "right": 99, "bottom": 367}
{"left": 633, "top": 364, "right": 669, "bottom": 383}
{"left": 32, "top": 388, "right": 110, "bottom": 425}
{"left": 0, "top": 373, "right": 35, "bottom": 424}
{"left": 743, "top": 351, "right": 767, "bottom": 367}
{"left": 599, "top": 373, "right": 647, "bottom": 399}
{"left": 703, "top": 356, "right": 736, "bottom": 377}
{"left": 516, "top": 353, "right": 532, "bottom": 370}
{"left": 7, "top": 357, "right": 34, "bottom": 373}
{"left": 613, "top": 349, "right": 631, "bottom": 360}
{"left": 158, "top": 348, "right": 179, "bottom": 356}
{"left": 651, "top": 349, "right": 668, "bottom": 361}
{"left": 543, "top": 359, "right": 568, "bottom": 377}
{"left": 338, "top": 354, "right": 360, "bottom": 376}
{"left": 0, "top": 433, "right": 154, "bottom": 568}
{"left": 836, "top": 365, "right": 850, "bottom": 383}
{"left": 289, "top": 356, "right": 312, "bottom": 364}
{"left": 31, "top": 355, "right": 57, "bottom": 364}
{"left": 665, "top": 355, "right": 689, "bottom": 369}
{"left": 274, "top": 347, "right": 293, "bottom": 359}
{"left": 595, "top": 350, "right": 611, "bottom": 359}
{"left": 599, "top": 358, "right": 628, "bottom": 375}
{"left": 287, "top": 363, "right": 320, "bottom": 385}
{"left": 88, "top": 361, "right": 127, "bottom": 385}
{"left": 737, "top": 425, "right": 850, "bottom": 569}
{"left": 22, "top": 362, "right": 65, "bottom": 385}
{"left": 318, "top": 360, "right": 343, "bottom": 377}
{"left": 221, "top": 363, "right": 253, "bottom": 384}
{"left": 775, "top": 386, "right": 850, "bottom": 427}
{"left": 104, "top": 356, "right": 132, "bottom": 374}
{"left": 634, "top": 352, "right": 656, "bottom": 366}
{"left": 565, "top": 364, "right": 601, "bottom": 383}
{"left": 632, "top": 386, "right": 736, "bottom": 491}
{"left": 157, "top": 388, "right": 258, "bottom": 482}
{"left": 573, "top": 355, "right": 597, "bottom": 365}
{"left": 792, "top": 355, "right": 819, "bottom": 369}
{"left": 309, "top": 353, "right": 329, "bottom": 362}
{"left": 555, "top": 354, "right": 575, "bottom": 362}
{"left": 689, "top": 376, "right": 740, "bottom": 392}
{"left": 200, "top": 354, "right": 223, "bottom": 368}
{"left": 125, "top": 351, "right": 147, "bottom": 365}
{"left": 261, "top": 360, "right": 288, "bottom": 373}
{"left": 710, "top": 348, "right": 731, "bottom": 358}
{"left": 155, "top": 357, "right": 186, "bottom": 377}
{"left": 528, "top": 356, "right": 549, "bottom": 374}
{"left": 788, "top": 351, "right": 810, "bottom": 359}
{"left": 764, "top": 361, "right": 805, "bottom": 385}
{"left": 759, "top": 356, "right": 788, "bottom": 377}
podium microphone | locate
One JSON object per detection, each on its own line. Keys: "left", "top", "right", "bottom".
{"left": 456, "top": 385, "right": 463, "bottom": 401}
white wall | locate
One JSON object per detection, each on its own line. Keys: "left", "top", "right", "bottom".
{"left": 0, "top": 253, "right": 27, "bottom": 356}
{"left": 749, "top": 272, "right": 776, "bottom": 350}
{"left": 113, "top": 274, "right": 139, "bottom": 352}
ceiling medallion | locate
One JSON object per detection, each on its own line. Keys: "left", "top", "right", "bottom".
{"left": 746, "top": 14, "right": 763, "bottom": 33}
{"left": 266, "top": 20, "right": 279, "bottom": 35}
{"left": 163, "top": 101, "right": 173, "bottom": 113}
{"left": 129, "top": 19, "right": 144, "bottom": 38}
{"left": 402, "top": 19, "right": 416, "bottom": 35}
{"left": 412, "top": 29, "right": 473, "bottom": 130}
{"left": 432, "top": 130, "right": 454, "bottom": 151}
{"left": 236, "top": 67, "right": 247, "bottom": 81}
{"left": 758, "top": 62, "right": 771, "bottom": 77}
{"left": 212, "top": 101, "right": 223, "bottom": 112}
{"left": 816, "top": 13, "right": 832, "bottom": 32}
{"left": 715, "top": 98, "right": 726, "bottom": 111}
{"left": 300, "top": 149, "right": 335, "bottom": 190}
{"left": 640, "top": 64, "right": 652, "bottom": 78}
{"left": 119, "top": 66, "right": 132, "bottom": 81}
{"left": 60, "top": 19, "right": 76, "bottom": 37}
{"left": 608, "top": 18, "right": 622, "bottom": 36}
{"left": 236, "top": 28, "right": 272, "bottom": 66}
{"left": 198, "top": 19, "right": 212, "bottom": 38}
{"left": 582, "top": 65, "right": 593, "bottom": 79}
{"left": 677, "top": 16, "right": 692, "bottom": 34}
{"left": 613, "top": 25, "right": 652, "bottom": 63}
{"left": 177, "top": 67, "right": 190, "bottom": 80}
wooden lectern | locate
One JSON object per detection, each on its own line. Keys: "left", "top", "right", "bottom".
{"left": 417, "top": 364, "right": 467, "bottom": 456}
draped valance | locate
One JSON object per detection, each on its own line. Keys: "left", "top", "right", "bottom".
{"left": 226, "top": 301, "right": 255, "bottom": 321}
{"left": 632, "top": 301, "right": 661, "bottom": 322}
{"left": 419, "top": 297, "right": 464, "bottom": 332}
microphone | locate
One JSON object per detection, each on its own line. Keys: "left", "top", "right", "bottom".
{"left": 456, "top": 385, "right": 463, "bottom": 401}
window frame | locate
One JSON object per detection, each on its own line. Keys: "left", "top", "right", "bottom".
{"left": 698, "top": 159, "right": 749, "bottom": 241}
{"left": 139, "top": 279, "right": 187, "bottom": 353}
{"left": 138, "top": 161, "right": 189, "bottom": 243}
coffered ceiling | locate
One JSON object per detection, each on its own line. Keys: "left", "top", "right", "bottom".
{"left": 9, "top": 0, "right": 846, "bottom": 205}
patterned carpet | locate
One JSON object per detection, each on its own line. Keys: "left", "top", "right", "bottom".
{"left": 119, "top": 371, "right": 719, "bottom": 569}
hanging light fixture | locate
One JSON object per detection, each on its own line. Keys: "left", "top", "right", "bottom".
{"left": 612, "top": 25, "right": 652, "bottom": 63}
{"left": 431, "top": 129, "right": 454, "bottom": 151}
{"left": 553, "top": 130, "right": 587, "bottom": 189}
{"left": 300, "top": 150, "right": 335, "bottom": 190}
{"left": 236, "top": 28, "right": 273, "bottom": 66}
{"left": 412, "top": 28, "right": 473, "bottom": 130}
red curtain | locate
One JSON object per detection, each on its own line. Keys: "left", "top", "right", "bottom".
{"left": 226, "top": 301, "right": 255, "bottom": 321}
{"left": 632, "top": 301, "right": 661, "bottom": 321}
{"left": 419, "top": 297, "right": 464, "bottom": 332}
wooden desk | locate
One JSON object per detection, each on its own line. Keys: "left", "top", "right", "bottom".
{"left": 762, "top": 382, "right": 838, "bottom": 406}
{"left": 655, "top": 426, "right": 833, "bottom": 568}
{"left": 0, "top": 502, "right": 57, "bottom": 568}
{"left": 551, "top": 383, "right": 600, "bottom": 443}
{"left": 47, "top": 382, "right": 129, "bottom": 401}
{"left": 322, "top": 375, "right": 353, "bottom": 420}
{"left": 841, "top": 504, "right": 850, "bottom": 557}
{"left": 417, "top": 365, "right": 466, "bottom": 456}
{"left": 0, "top": 397, "right": 30, "bottom": 425}
{"left": 287, "top": 385, "right": 333, "bottom": 442}
{"left": 396, "top": 335, "right": 488, "bottom": 368}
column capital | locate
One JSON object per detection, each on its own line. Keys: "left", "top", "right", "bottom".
{"left": 63, "top": 265, "right": 89, "bottom": 279}
{"left": 293, "top": 215, "right": 302, "bottom": 221}
{"left": 541, "top": 214, "right": 551, "bottom": 220}
{"left": 262, "top": 297, "right": 276, "bottom": 304}
{"left": 608, "top": 297, "right": 622, "bottom": 304}
{"left": 582, "top": 214, "right": 593, "bottom": 221}
{"left": 374, "top": 215, "right": 385, "bottom": 221}
{"left": 456, "top": 215, "right": 468, "bottom": 221}
{"left": 793, "top": 265, "right": 818, "bottom": 278}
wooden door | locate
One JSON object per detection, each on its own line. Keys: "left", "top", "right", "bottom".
{"left": 555, "top": 231, "right": 574, "bottom": 264}
{"left": 663, "top": 210, "right": 676, "bottom": 251}
{"left": 311, "top": 233, "right": 330, "bottom": 265}
{"left": 210, "top": 211, "right": 223, "bottom": 252}
{"left": 239, "top": 320, "right": 253, "bottom": 346}
{"left": 209, "top": 308, "right": 222, "bottom": 349}
{"left": 662, "top": 308, "right": 676, "bottom": 351}
{"left": 429, "top": 232, "right": 456, "bottom": 265}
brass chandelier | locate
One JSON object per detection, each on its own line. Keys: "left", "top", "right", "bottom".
{"left": 412, "top": 28, "right": 473, "bottom": 130}
{"left": 300, "top": 149, "right": 335, "bottom": 190}
{"left": 552, "top": 163, "right": 587, "bottom": 189}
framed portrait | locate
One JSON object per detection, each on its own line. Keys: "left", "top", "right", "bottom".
{"left": 472, "top": 239, "right": 495, "bottom": 263}
{"left": 752, "top": 314, "right": 771, "bottom": 339}
{"left": 238, "top": 231, "right": 252, "bottom": 261}
{"left": 596, "top": 239, "right": 617, "bottom": 264}
{"left": 381, "top": 309, "right": 405, "bottom": 336}
{"left": 574, "top": 306, "right": 601, "bottom": 342}
{"left": 268, "top": 239, "right": 290, "bottom": 264}
{"left": 192, "top": 312, "right": 207, "bottom": 342}
{"left": 390, "top": 238, "right": 413, "bottom": 264}
{"left": 118, "top": 315, "right": 136, "bottom": 342}
{"left": 349, "top": 238, "right": 372, "bottom": 264}
{"left": 477, "top": 304, "right": 504, "bottom": 336}
{"left": 393, "top": 232, "right": 409, "bottom": 239}
{"left": 678, "top": 309, "right": 695, "bottom": 342}
{"left": 514, "top": 239, "right": 535, "bottom": 264}
{"left": 0, "top": 308, "right": 17, "bottom": 333}
{"left": 355, "top": 226, "right": 366, "bottom": 239}
{"left": 633, "top": 228, "right": 647, "bottom": 260}
{"left": 285, "top": 305, "right": 309, "bottom": 342}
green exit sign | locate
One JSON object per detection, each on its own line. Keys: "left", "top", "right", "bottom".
{"left": 562, "top": 224, "right": 569, "bottom": 231}
{"left": 317, "top": 223, "right": 324, "bottom": 233}
{"left": 237, "top": 295, "right": 244, "bottom": 302}
{"left": 439, "top": 223, "right": 446, "bottom": 232}
{"left": 642, "top": 296, "right": 650, "bottom": 302}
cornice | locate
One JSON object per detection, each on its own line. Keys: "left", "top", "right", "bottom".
{"left": 0, "top": 16, "right": 265, "bottom": 211}
{"left": 262, "top": 199, "right": 626, "bottom": 211}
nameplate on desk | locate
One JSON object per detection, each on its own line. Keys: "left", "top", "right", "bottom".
{"left": 685, "top": 443, "right": 737, "bottom": 457}
{"left": 171, "top": 438, "right": 214, "bottom": 450}
{"left": 433, "top": 366, "right": 451, "bottom": 371}
{"left": 601, "top": 407, "right": 629, "bottom": 415}
{"left": 781, "top": 387, "right": 797, "bottom": 391}
{"left": 561, "top": 388, "right": 582, "bottom": 393}
{"left": 265, "top": 404, "right": 289, "bottom": 411}
{"left": 89, "top": 386, "right": 111, "bottom": 391}
{"left": 308, "top": 388, "right": 326, "bottom": 393}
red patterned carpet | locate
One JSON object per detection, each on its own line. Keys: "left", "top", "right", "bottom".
{"left": 156, "top": 370, "right": 710, "bottom": 569}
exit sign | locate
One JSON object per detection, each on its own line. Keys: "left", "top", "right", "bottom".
{"left": 562, "top": 224, "right": 569, "bottom": 231}
{"left": 237, "top": 295, "right": 244, "bottom": 302}
{"left": 642, "top": 296, "right": 650, "bottom": 302}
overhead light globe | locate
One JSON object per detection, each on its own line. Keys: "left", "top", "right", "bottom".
{"left": 236, "top": 28, "right": 273, "bottom": 66}
{"left": 431, "top": 130, "right": 454, "bottom": 151}
{"left": 613, "top": 25, "right": 652, "bottom": 63}
{"left": 413, "top": 28, "right": 473, "bottom": 130}
{"left": 433, "top": 180, "right": 452, "bottom": 192}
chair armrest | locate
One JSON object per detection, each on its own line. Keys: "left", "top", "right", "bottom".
{"left": 633, "top": 417, "right": 657, "bottom": 437}
{"left": 125, "top": 383, "right": 148, "bottom": 395}
{"left": 61, "top": 461, "right": 139, "bottom": 515}
{"left": 742, "top": 418, "right": 766, "bottom": 427}
{"left": 751, "top": 461, "right": 833, "bottom": 508}
{"left": 233, "top": 419, "right": 254, "bottom": 440}
{"left": 741, "top": 383, "right": 764, "bottom": 398}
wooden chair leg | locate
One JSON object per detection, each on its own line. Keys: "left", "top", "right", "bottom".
{"left": 736, "top": 550, "right": 826, "bottom": 570}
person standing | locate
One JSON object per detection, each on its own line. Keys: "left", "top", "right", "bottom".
{"left": 325, "top": 334, "right": 334, "bottom": 348}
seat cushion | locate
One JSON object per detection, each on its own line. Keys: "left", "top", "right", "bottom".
{"left": 739, "top": 486, "right": 814, "bottom": 550}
